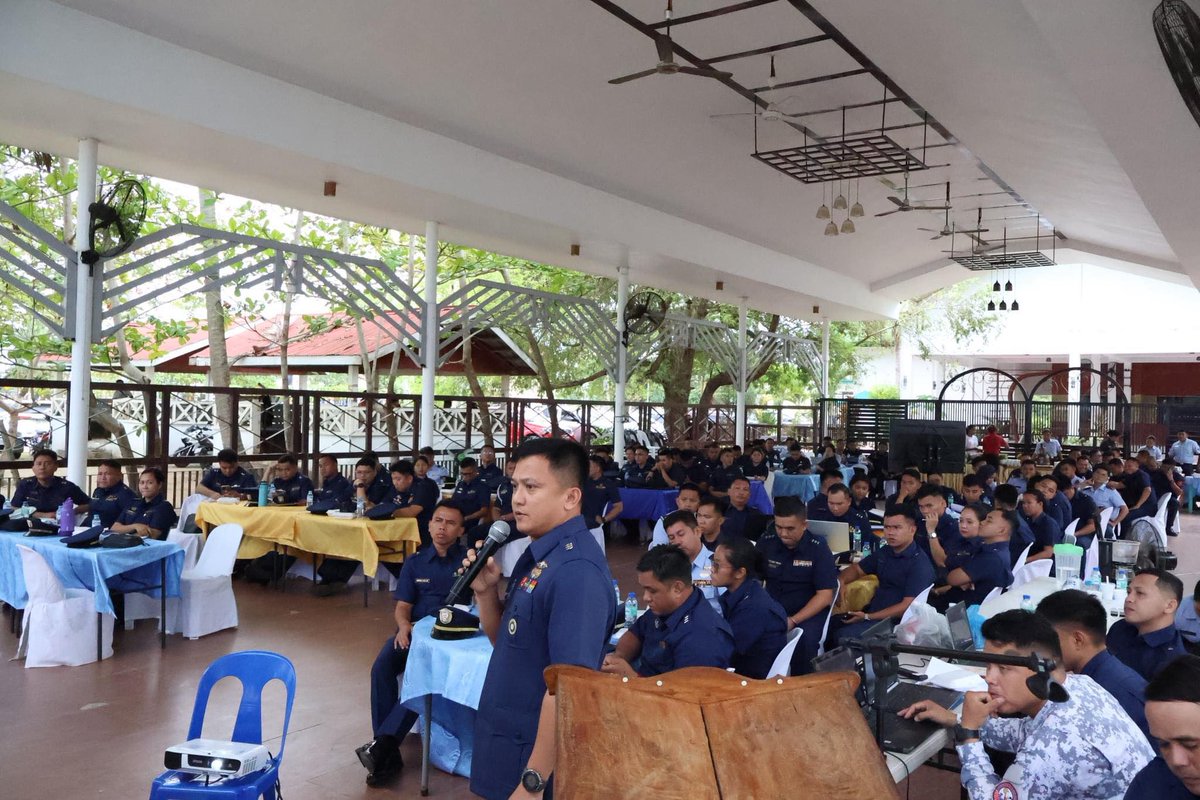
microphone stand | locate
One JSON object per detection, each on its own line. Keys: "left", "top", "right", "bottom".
{"left": 844, "top": 633, "right": 1063, "bottom": 752}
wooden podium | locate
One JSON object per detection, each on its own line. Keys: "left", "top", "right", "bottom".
{"left": 547, "top": 665, "right": 900, "bottom": 799}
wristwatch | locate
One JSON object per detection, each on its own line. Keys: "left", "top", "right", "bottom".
{"left": 521, "top": 768, "right": 547, "bottom": 793}
{"left": 953, "top": 724, "right": 981, "bottom": 744}
{"left": 929, "top": 531, "right": 938, "bottom": 540}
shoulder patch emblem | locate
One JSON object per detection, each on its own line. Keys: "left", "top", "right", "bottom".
{"left": 508, "top": 617, "right": 518, "bottom": 636}
{"left": 992, "top": 782, "right": 1018, "bottom": 800}
{"left": 565, "top": 542, "right": 574, "bottom": 550}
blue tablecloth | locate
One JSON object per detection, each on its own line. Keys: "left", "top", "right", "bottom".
{"left": 771, "top": 467, "right": 858, "bottom": 502}
{"left": 400, "top": 617, "right": 494, "bottom": 778}
{"left": 619, "top": 485, "right": 773, "bottom": 520}
{"left": 1187, "top": 475, "right": 1200, "bottom": 511}
{"left": 0, "top": 531, "right": 184, "bottom": 616}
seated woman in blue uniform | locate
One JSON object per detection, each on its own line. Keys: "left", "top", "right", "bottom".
{"left": 601, "top": 544, "right": 734, "bottom": 678}
{"left": 109, "top": 467, "right": 176, "bottom": 540}
{"left": 711, "top": 535, "right": 788, "bottom": 679}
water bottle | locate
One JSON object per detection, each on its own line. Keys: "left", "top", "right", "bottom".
{"left": 1084, "top": 568, "right": 1102, "bottom": 597}
{"left": 257, "top": 481, "right": 269, "bottom": 507}
{"left": 625, "top": 592, "right": 638, "bottom": 627}
{"left": 1116, "top": 568, "right": 1130, "bottom": 591}
{"left": 355, "top": 496, "right": 366, "bottom": 519}
{"left": 90, "top": 513, "right": 101, "bottom": 528}
{"left": 861, "top": 535, "right": 872, "bottom": 557}
{"left": 1020, "top": 594, "right": 1035, "bottom": 612}
{"left": 306, "top": 490, "right": 314, "bottom": 508}
{"left": 851, "top": 529, "right": 862, "bottom": 555}
{"left": 58, "top": 498, "right": 74, "bottom": 534}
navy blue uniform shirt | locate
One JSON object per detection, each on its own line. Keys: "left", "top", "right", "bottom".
{"left": 358, "top": 478, "right": 392, "bottom": 506}
{"left": 89, "top": 482, "right": 136, "bottom": 527}
{"left": 1115, "top": 468, "right": 1156, "bottom": 508}
{"left": 199, "top": 466, "right": 257, "bottom": 495}
{"left": 1046, "top": 491, "right": 1072, "bottom": 531}
{"left": 12, "top": 475, "right": 89, "bottom": 513}
{"left": 806, "top": 493, "right": 830, "bottom": 519}
{"left": 315, "top": 472, "right": 353, "bottom": 505}
{"left": 477, "top": 462, "right": 504, "bottom": 492}
{"left": 1069, "top": 491, "right": 1100, "bottom": 548}
{"left": 581, "top": 477, "right": 621, "bottom": 525}
{"left": 271, "top": 473, "right": 314, "bottom": 504}
{"left": 646, "top": 463, "right": 686, "bottom": 490}
{"left": 756, "top": 531, "right": 839, "bottom": 616}
{"left": 949, "top": 540, "right": 1012, "bottom": 606}
{"left": 1025, "top": 511, "right": 1063, "bottom": 554}
{"left": 116, "top": 493, "right": 176, "bottom": 534}
{"left": 720, "top": 504, "right": 770, "bottom": 541}
{"left": 719, "top": 578, "right": 788, "bottom": 679}
{"left": 1008, "top": 515, "right": 1036, "bottom": 566}
{"left": 859, "top": 540, "right": 936, "bottom": 613}
{"left": 470, "top": 515, "right": 615, "bottom": 800}
{"left": 629, "top": 585, "right": 735, "bottom": 677}
{"left": 494, "top": 477, "right": 514, "bottom": 516}
{"left": 1125, "top": 757, "right": 1199, "bottom": 799}
{"left": 1107, "top": 620, "right": 1188, "bottom": 680}
{"left": 809, "top": 505, "right": 873, "bottom": 547}
{"left": 621, "top": 461, "right": 652, "bottom": 488}
{"left": 1080, "top": 649, "right": 1150, "bottom": 743}
{"left": 409, "top": 477, "right": 441, "bottom": 543}
{"left": 451, "top": 476, "right": 488, "bottom": 518}
{"left": 392, "top": 542, "right": 466, "bottom": 622}
{"left": 781, "top": 455, "right": 811, "bottom": 475}
{"left": 916, "top": 512, "right": 963, "bottom": 562}
{"left": 741, "top": 460, "right": 770, "bottom": 481}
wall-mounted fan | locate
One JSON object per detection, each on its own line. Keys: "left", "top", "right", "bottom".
{"left": 1153, "top": 0, "right": 1200, "bottom": 128}
{"left": 623, "top": 290, "right": 668, "bottom": 346}
{"left": 609, "top": 1, "right": 732, "bottom": 85}
{"left": 82, "top": 178, "right": 147, "bottom": 269}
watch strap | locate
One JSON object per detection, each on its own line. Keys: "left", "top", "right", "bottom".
{"left": 953, "top": 724, "right": 981, "bottom": 744}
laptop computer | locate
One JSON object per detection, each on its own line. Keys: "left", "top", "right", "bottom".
{"left": 806, "top": 520, "right": 851, "bottom": 554}
{"left": 946, "top": 602, "right": 976, "bottom": 652}
{"left": 813, "top": 637, "right": 963, "bottom": 753}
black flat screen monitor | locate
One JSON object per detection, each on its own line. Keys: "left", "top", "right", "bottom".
{"left": 888, "top": 419, "right": 966, "bottom": 474}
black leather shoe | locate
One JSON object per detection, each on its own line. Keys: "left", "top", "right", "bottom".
{"left": 359, "top": 741, "right": 402, "bottom": 787}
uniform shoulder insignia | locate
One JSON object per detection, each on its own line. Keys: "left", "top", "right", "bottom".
{"left": 682, "top": 614, "right": 690, "bottom": 625}
{"left": 565, "top": 542, "right": 574, "bottom": 550}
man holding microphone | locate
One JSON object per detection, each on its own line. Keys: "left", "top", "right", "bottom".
{"left": 467, "top": 439, "right": 617, "bottom": 799}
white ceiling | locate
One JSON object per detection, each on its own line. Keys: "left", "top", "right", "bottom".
{"left": 2, "top": 0, "right": 1197, "bottom": 321}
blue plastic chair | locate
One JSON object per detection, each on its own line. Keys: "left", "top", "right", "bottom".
{"left": 149, "top": 650, "right": 297, "bottom": 799}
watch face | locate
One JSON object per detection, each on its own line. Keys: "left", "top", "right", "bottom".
{"left": 521, "top": 770, "right": 543, "bottom": 792}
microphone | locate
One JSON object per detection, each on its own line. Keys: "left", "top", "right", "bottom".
{"left": 445, "top": 520, "right": 511, "bottom": 606}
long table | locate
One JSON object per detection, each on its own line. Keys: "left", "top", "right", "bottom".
{"left": 0, "top": 530, "right": 184, "bottom": 659}
{"left": 195, "top": 502, "right": 421, "bottom": 606}
{"left": 771, "top": 466, "right": 858, "bottom": 502}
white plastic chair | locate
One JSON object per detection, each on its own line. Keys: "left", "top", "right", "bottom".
{"left": 982, "top": 586, "right": 1003, "bottom": 603}
{"left": 1063, "top": 518, "right": 1079, "bottom": 545}
{"left": 123, "top": 530, "right": 203, "bottom": 630}
{"left": 1098, "top": 506, "right": 1116, "bottom": 538}
{"left": 1084, "top": 533, "right": 1100, "bottom": 580}
{"left": 1138, "top": 494, "right": 1173, "bottom": 549}
{"left": 1010, "top": 559, "right": 1052, "bottom": 590}
{"left": 900, "top": 584, "right": 934, "bottom": 626}
{"left": 168, "top": 523, "right": 243, "bottom": 639}
{"left": 817, "top": 582, "right": 841, "bottom": 657}
{"left": 767, "top": 631, "right": 802, "bottom": 678}
{"left": 15, "top": 545, "right": 113, "bottom": 667}
{"left": 1012, "top": 542, "right": 1035, "bottom": 573}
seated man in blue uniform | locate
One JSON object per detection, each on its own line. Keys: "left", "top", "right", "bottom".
{"left": 383, "top": 460, "right": 441, "bottom": 550}
{"left": 884, "top": 468, "right": 923, "bottom": 511}
{"left": 1061, "top": 477, "right": 1099, "bottom": 549}
{"left": 452, "top": 457, "right": 491, "bottom": 541}
{"left": 1037, "top": 589, "right": 1151, "bottom": 743}
{"left": 12, "top": 448, "right": 90, "bottom": 520}
{"left": 266, "top": 453, "right": 314, "bottom": 505}
{"left": 313, "top": 453, "right": 353, "bottom": 508}
{"left": 489, "top": 458, "right": 518, "bottom": 536}
{"left": 831, "top": 505, "right": 935, "bottom": 646}
{"left": 1034, "top": 472, "right": 1073, "bottom": 532}
{"left": 1126, "top": 655, "right": 1200, "bottom": 798}
{"left": 89, "top": 459, "right": 136, "bottom": 528}
{"left": 196, "top": 448, "right": 258, "bottom": 499}
{"left": 711, "top": 534, "right": 788, "bottom": 679}
{"left": 992, "top": 484, "right": 1035, "bottom": 566}
{"left": 915, "top": 483, "right": 966, "bottom": 568}
{"left": 662, "top": 509, "right": 723, "bottom": 613}
{"left": 621, "top": 445, "right": 653, "bottom": 488}
{"left": 313, "top": 457, "right": 392, "bottom": 595}
{"left": 849, "top": 473, "right": 875, "bottom": 516}
{"left": 1111, "top": 456, "right": 1157, "bottom": 535}
{"left": 805, "top": 468, "right": 843, "bottom": 518}
{"left": 645, "top": 448, "right": 687, "bottom": 490}
{"left": 602, "top": 544, "right": 734, "bottom": 678}
{"left": 649, "top": 482, "right": 701, "bottom": 547}
{"left": 582, "top": 455, "right": 623, "bottom": 546}
{"left": 706, "top": 447, "right": 743, "bottom": 497}
{"left": 720, "top": 477, "right": 771, "bottom": 540}
{"left": 781, "top": 443, "right": 812, "bottom": 475}
{"left": 1020, "top": 489, "right": 1063, "bottom": 568}
{"left": 930, "top": 504, "right": 1012, "bottom": 611}
{"left": 1108, "top": 569, "right": 1188, "bottom": 680}
{"left": 476, "top": 445, "right": 505, "bottom": 492}
{"left": 925, "top": 470, "right": 961, "bottom": 507}
{"left": 467, "top": 438, "right": 615, "bottom": 800}
{"left": 809, "top": 483, "right": 873, "bottom": 549}
{"left": 756, "top": 496, "right": 837, "bottom": 674}
{"left": 109, "top": 467, "right": 176, "bottom": 539}
{"left": 959, "top": 474, "right": 993, "bottom": 509}
{"left": 356, "top": 500, "right": 466, "bottom": 787}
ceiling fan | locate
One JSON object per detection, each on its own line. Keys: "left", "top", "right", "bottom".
{"left": 609, "top": 0, "right": 733, "bottom": 85}
{"left": 874, "top": 173, "right": 951, "bottom": 217}
{"left": 919, "top": 194, "right": 991, "bottom": 240}
{"left": 710, "top": 56, "right": 800, "bottom": 121}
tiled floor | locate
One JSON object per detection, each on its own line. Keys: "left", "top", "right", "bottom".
{"left": 3, "top": 514, "right": 1197, "bottom": 799}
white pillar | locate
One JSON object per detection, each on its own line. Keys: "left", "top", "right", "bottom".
{"left": 420, "top": 221, "right": 438, "bottom": 449}
{"left": 66, "top": 138, "right": 98, "bottom": 486}
{"left": 820, "top": 319, "right": 831, "bottom": 398}
{"left": 735, "top": 299, "right": 748, "bottom": 448}
{"left": 1067, "top": 352, "right": 1081, "bottom": 442}
{"left": 614, "top": 264, "right": 629, "bottom": 465}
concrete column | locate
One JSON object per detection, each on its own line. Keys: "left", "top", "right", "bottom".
{"left": 735, "top": 299, "right": 748, "bottom": 448}
{"left": 420, "top": 222, "right": 438, "bottom": 449}
{"left": 67, "top": 137, "right": 98, "bottom": 486}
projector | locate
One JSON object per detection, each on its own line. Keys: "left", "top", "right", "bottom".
{"left": 164, "top": 739, "right": 271, "bottom": 779}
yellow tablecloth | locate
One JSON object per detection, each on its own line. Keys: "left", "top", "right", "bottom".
{"left": 195, "top": 503, "right": 420, "bottom": 574}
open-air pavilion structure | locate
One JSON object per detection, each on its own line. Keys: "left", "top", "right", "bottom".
{"left": 3, "top": 1, "right": 1200, "bottom": 483}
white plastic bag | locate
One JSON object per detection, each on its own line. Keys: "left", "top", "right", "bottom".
{"left": 894, "top": 603, "right": 952, "bottom": 649}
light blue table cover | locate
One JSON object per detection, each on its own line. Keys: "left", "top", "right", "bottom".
{"left": 771, "top": 466, "right": 858, "bottom": 502}
{"left": 399, "top": 616, "right": 494, "bottom": 778}
{"left": 0, "top": 531, "right": 184, "bottom": 615}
